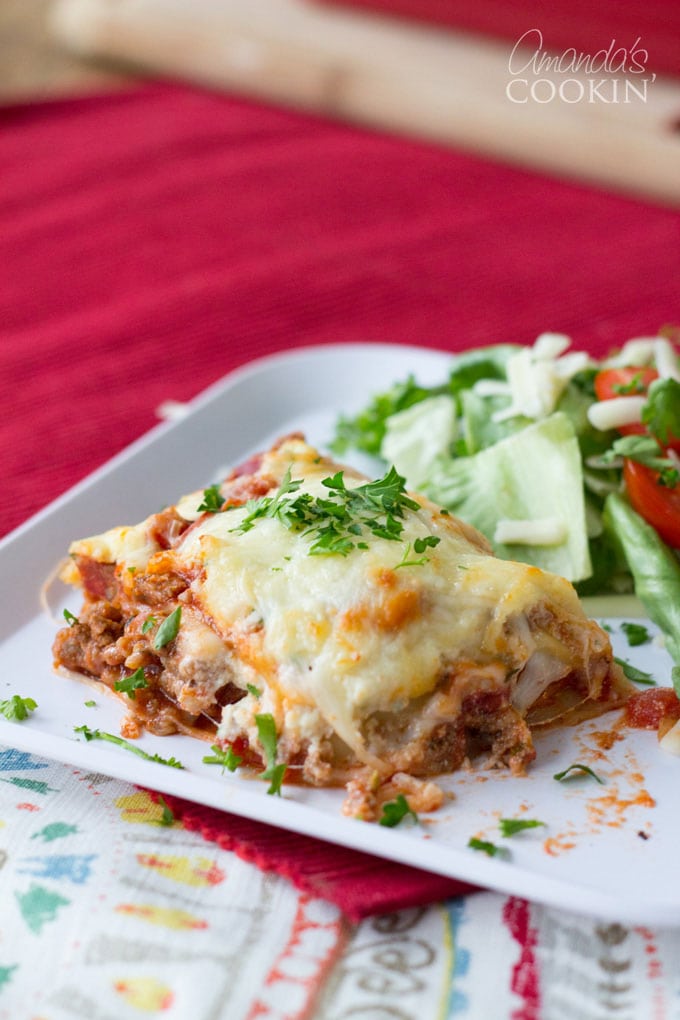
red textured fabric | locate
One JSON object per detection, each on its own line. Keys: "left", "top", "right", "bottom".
{"left": 151, "top": 793, "right": 475, "bottom": 920}
{"left": 315, "top": 0, "right": 680, "bottom": 78}
{"left": 2, "top": 84, "right": 679, "bottom": 915}
{"left": 3, "top": 85, "right": 680, "bottom": 540}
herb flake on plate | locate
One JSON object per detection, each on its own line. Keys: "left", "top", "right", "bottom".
{"left": 498, "top": 818, "right": 546, "bottom": 837}
{"left": 379, "top": 794, "right": 418, "bottom": 828}
{"left": 74, "top": 725, "right": 184, "bottom": 769}
{"left": 553, "top": 763, "right": 604, "bottom": 784}
{"left": 0, "top": 695, "right": 37, "bottom": 722}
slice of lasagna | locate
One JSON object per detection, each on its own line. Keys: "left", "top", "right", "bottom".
{"left": 53, "top": 434, "right": 628, "bottom": 816}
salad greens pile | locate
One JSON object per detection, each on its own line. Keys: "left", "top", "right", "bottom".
{"left": 332, "top": 334, "right": 680, "bottom": 673}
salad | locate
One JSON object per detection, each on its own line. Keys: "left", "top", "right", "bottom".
{"left": 333, "top": 333, "right": 680, "bottom": 688}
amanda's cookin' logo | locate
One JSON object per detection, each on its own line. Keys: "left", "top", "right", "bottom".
{"left": 506, "top": 28, "right": 656, "bottom": 104}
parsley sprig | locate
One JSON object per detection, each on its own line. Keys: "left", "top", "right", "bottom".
{"left": 379, "top": 794, "right": 418, "bottom": 827}
{"left": 0, "top": 696, "right": 38, "bottom": 722}
{"left": 468, "top": 837, "right": 507, "bottom": 858}
{"left": 255, "top": 714, "right": 287, "bottom": 795}
{"left": 615, "top": 656, "right": 656, "bottom": 685}
{"left": 74, "top": 725, "right": 184, "bottom": 768}
{"left": 621, "top": 621, "right": 651, "bottom": 647}
{"left": 154, "top": 606, "right": 182, "bottom": 650}
{"left": 235, "top": 467, "right": 303, "bottom": 531}
{"left": 395, "top": 536, "right": 441, "bottom": 569}
{"left": 197, "top": 484, "right": 225, "bottom": 513}
{"left": 553, "top": 763, "right": 604, "bottom": 784}
{"left": 233, "top": 465, "right": 423, "bottom": 557}
{"left": 114, "top": 667, "right": 149, "bottom": 699}
{"left": 468, "top": 817, "right": 546, "bottom": 857}
{"left": 498, "top": 818, "right": 545, "bottom": 837}
{"left": 202, "top": 744, "right": 243, "bottom": 773}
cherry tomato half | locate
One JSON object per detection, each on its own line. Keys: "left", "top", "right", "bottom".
{"left": 594, "top": 367, "right": 659, "bottom": 437}
{"left": 623, "top": 458, "right": 680, "bottom": 548}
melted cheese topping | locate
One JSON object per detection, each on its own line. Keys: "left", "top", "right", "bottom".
{"left": 65, "top": 437, "right": 594, "bottom": 767}
{"left": 68, "top": 525, "right": 159, "bottom": 574}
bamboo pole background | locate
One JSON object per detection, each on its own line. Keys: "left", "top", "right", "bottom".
{"left": 40, "top": 0, "right": 680, "bottom": 205}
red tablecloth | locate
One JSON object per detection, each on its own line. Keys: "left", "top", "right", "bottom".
{"left": 2, "top": 83, "right": 679, "bottom": 916}
{"left": 2, "top": 84, "right": 680, "bottom": 540}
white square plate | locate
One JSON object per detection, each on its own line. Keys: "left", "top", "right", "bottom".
{"left": 1, "top": 343, "right": 678, "bottom": 925}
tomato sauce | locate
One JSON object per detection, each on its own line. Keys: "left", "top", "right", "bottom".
{"left": 624, "top": 688, "right": 680, "bottom": 730}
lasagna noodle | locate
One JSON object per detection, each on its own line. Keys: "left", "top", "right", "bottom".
{"left": 53, "top": 435, "right": 628, "bottom": 794}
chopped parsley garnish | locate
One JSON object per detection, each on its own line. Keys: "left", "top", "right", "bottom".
{"left": 73, "top": 725, "right": 184, "bottom": 768}
{"left": 498, "top": 818, "right": 545, "bottom": 837}
{"left": 197, "top": 484, "right": 225, "bottom": 513}
{"left": 553, "top": 763, "right": 604, "bottom": 784}
{"left": 621, "top": 621, "right": 651, "bottom": 647}
{"left": 84, "top": 700, "right": 96, "bottom": 708}
{"left": 394, "top": 535, "right": 440, "bottom": 569}
{"left": 233, "top": 465, "right": 423, "bottom": 558}
{"left": 114, "top": 667, "right": 149, "bottom": 699}
{"left": 254, "top": 713, "right": 287, "bottom": 795}
{"left": 468, "top": 837, "right": 506, "bottom": 857}
{"left": 141, "top": 615, "right": 157, "bottom": 634}
{"left": 641, "top": 378, "right": 680, "bottom": 448}
{"left": 615, "top": 657, "right": 656, "bottom": 685}
{"left": 378, "top": 794, "right": 418, "bottom": 827}
{"left": 0, "top": 695, "right": 37, "bottom": 722}
{"left": 63, "top": 609, "right": 79, "bottom": 626}
{"left": 202, "top": 744, "right": 243, "bottom": 773}
{"left": 153, "top": 606, "right": 182, "bottom": 650}
{"left": 468, "top": 819, "right": 545, "bottom": 855}
{"left": 236, "top": 467, "right": 302, "bottom": 532}
{"left": 246, "top": 684, "right": 262, "bottom": 698}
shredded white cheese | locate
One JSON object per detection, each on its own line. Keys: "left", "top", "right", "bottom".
{"left": 654, "top": 338, "right": 680, "bottom": 381}
{"left": 587, "top": 396, "right": 646, "bottom": 431}
{"left": 494, "top": 517, "right": 568, "bottom": 546}
{"left": 603, "top": 338, "right": 658, "bottom": 367}
{"left": 532, "top": 333, "right": 571, "bottom": 360}
{"left": 473, "top": 379, "right": 511, "bottom": 398}
{"left": 552, "top": 351, "right": 590, "bottom": 378}
{"left": 482, "top": 334, "right": 592, "bottom": 424}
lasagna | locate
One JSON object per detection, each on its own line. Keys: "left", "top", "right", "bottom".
{"left": 53, "top": 434, "right": 628, "bottom": 817}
